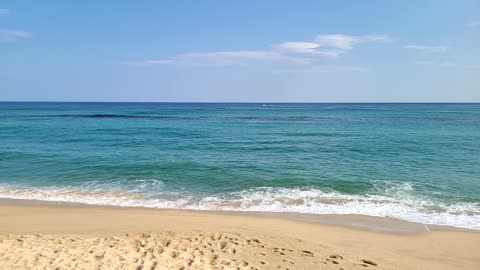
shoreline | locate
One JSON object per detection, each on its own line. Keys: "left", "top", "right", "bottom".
{"left": 1, "top": 200, "right": 480, "bottom": 269}
{"left": 0, "top": 197, "right": 475, "bottom": 234}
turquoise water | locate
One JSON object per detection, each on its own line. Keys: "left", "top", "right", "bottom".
{"left": 0, "top": 102, "right": 479, "bottom": 229}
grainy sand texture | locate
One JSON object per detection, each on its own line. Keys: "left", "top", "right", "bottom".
{"left": 0, "top": 204, "right": 479, "bottom": 270}
{"left": 0, "top": 232, "right": 380, "bottom": 270}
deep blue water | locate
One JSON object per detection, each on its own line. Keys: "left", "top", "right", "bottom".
{"left": 0, "top": 102, "right": 479, "bottom": 229}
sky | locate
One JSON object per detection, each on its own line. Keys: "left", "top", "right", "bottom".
{"left": 1, "top": 0, "right": 479, "bottom": 102}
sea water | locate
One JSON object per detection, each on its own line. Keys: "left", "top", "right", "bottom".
{"left": 0, "top": 102, "right": 479, "bottom": 229}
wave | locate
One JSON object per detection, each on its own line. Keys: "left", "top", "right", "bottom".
{"left": 0, "top": 114, "right": 342, "bottom": 122}
{"left": 0, "top": 180, "right": 479, "bottom": 230}
{"left": 2, "top": 113, "right": 478, "bottom": 123}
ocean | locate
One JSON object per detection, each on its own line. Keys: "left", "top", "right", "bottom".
{"left": 0, "top": 102, "right": 479, "bottom": 229}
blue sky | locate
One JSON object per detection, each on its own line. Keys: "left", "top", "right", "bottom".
{"left": 1, "top": 0, "right": 479, "bottom": 102}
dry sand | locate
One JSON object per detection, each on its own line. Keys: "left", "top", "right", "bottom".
{"left": 0, "top": 203, "right": 479, "bottom": 270}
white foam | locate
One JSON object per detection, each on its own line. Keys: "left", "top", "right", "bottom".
{"left": 0, "top": 182, "right": 479, "bottom": 230}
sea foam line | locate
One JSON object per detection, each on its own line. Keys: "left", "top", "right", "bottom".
{"left": 0, "top": 183, "right": 479, "bottom": 230}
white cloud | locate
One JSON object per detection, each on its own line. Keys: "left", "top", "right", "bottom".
{"left": 0, "top": 30, "right": 32, "bottom": 41}
{"left": 275, "top": 42, "right": 319, "bottom": 52}
{"left": 405, "top": 45, "right": 448, "bottom": 53}
{"left": 277, "top": 66, "right": 369, "bottom": 73}
{"left": 179, "top": 51, "right": 288, "bottom": 61}
{"left": 412, "top": 60, "right": 436, "bottom": 65}
{"left": 134, "top": 33, "right": 390, "bottom": 66}
{"left": 142, "top": 60, "right": 175, "bottom": 64}
{"left": 138, "top": 50, "right": 315, "bottom": 66}
{"left": 123, "top": 60, "right": 176, "bottom": 66}
{"left": 413, "top": 60, "right": 455, "bottom": 66}
{"left": 0, "top": 9, "right": 8, "bottom": 15}
{"left": 315, "top": 34, "right": 356, "bottom": 50}
{"left": 413, "top": 62, "right": 480, "bottom": 70}
{"left": 275, "top": 41, "right": 340, "bottom": 58}
{"left": 135, "top": 51, "right": 309, "bottom": 66}
{"left": 468, "top": 20, "right": 480, "bottom": 27}
{"left": 315, "top": 34, "right": 391, "bottom": 50}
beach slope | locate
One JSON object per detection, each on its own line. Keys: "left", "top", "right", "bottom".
{"left": 0, "top": 204, "right": 479, "bottom": 270}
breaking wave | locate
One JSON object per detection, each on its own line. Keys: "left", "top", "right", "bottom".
{"left": 0, "top": 180, "right": 479, "bottom": 230}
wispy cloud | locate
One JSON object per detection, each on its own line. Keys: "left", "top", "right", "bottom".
{"left": 315, "top": 34, "right": 391, "bottom": 50}
{"left": 412, "top": 60, "right": 454, "bottom": 66}
{"left": 135, "top": 33, "right": 390, "bottom": 66}
{"left": 0, "top": 30, "right": 32, "bottom": 41}
{"left": 413, "top": 61, "right": 480, "bottom": 70}
{"left": 133, "top": 51, "right": 309, "bottom": 66}
{"left": 0, "top": 9, "right": 8, "bottom": 15}
{"left": 142, "top": 60, "right": 176, "bottom": 64}
{"left": 468, "top": 20, "right": 480, "bottom": 27}
{"left": 178, "top": 51, "right": 297, "bottom": 63}
{"left": 276, "top": 66, "right": 369, "bottom": 73}
{"left": 274, "top": 42, "right": 340, "bottom": 58}
{"left": 405, "top": 45, "right": 448, "bottom": 53}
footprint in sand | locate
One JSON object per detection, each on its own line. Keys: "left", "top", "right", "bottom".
{"left": 361, "top": 259, "right": 378, "bottom": 267}
{"left": 300, "top": 250, "right": 314, "bottom": 257}
{"left": 326, "top": 254, "right": 343, "bottom": 265}
{"left": 329, "top": 254, "right": 343, "bottom": 260}
{"left": 326, "top": 258, "right": 340, "bottom": 264}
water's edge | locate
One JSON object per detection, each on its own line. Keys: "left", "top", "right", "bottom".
{"left": 1, "top": 197, "right": 475, "bottom": 234}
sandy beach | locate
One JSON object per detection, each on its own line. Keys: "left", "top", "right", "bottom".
{"left": 0, "top": 202, "right": 479, "bottom": 270}
{"left": 2, "top": 0, "right": 480, "bottom": 269}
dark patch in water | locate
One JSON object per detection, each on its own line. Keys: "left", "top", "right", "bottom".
{"left": 0, "top": 114, "right": 342, "bottom": 122}
{"left": 1, "top": 113, "right": 479, "bottom": 123}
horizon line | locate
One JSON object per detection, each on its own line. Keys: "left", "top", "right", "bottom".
{"left": 1, "top": 101, "right": 480, "bottom": 104}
